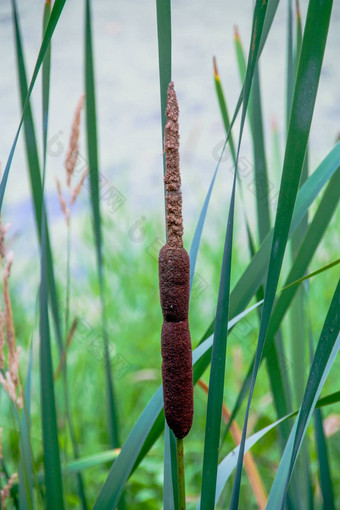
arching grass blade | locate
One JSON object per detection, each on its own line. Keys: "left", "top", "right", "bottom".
{"left": 11, "top": 0, "right": 63, "bottom": 354}
{"left": 84, "top": 0, "right": 120, "bottom": 454}
{"left": 266, "top": 280, "right": 340, "bottom": 509}
{"left": 200, "top": 2, "right": 268, "bottom": 507}
{"left": 0, "top": 0, "right": 67, "bottom": 209}
{"left": 230, "top": 2, "right": 333, "bottom": 506}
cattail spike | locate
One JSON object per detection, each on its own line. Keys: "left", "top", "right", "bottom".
{"left": 159, "top": 81, "right": 193, "bottom": 439}
{"left": 164, "top": 82, "right": 183, "bottom": 249}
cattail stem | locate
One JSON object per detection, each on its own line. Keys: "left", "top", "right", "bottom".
{"left": 176, "top": 438, "right": 186, "bottom": 510}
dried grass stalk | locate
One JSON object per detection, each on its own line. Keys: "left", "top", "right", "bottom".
{"left": 1, "top": 473, "right": 17, "bottom": 508}
{"left": 0, "top": 242, "right": 22, "bottom": 408}
{"left": 71, "top": 168, "right": 88, "bottom": 205}
{"left": 65, "top": 94, "right": 85, "bottom": 187}
{"left": 56, "top": 177, "right": 70, "bottom": 225}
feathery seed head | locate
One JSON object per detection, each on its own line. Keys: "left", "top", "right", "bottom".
{"left": 71, "top": 168, "right": 88, "bottom": 206}
{"left": 65, "top": 94, "right": 85, "bottom": 187}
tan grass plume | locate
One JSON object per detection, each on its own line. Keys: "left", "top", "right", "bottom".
{"left": 57, "top": 95, "right": 88, "bottom": 224}
{"left": 65, "top": 94, "right": 85, "bottom": 187}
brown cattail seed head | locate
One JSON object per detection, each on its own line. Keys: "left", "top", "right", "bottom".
{"left": 161, "top": 320, "right": 193, "bottom": 438}
{"left": 159, "top": 81, "right": 193, "bottom": 439}
{"left": 159, "top": 246, "right": 190, "bottom": 323}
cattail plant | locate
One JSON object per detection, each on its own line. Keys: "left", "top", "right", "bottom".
{"left": 158, "top": 82, "right": 193, "bottom": 509}
{"left": 159, "top": 81, "right": 193, "bottom": 440}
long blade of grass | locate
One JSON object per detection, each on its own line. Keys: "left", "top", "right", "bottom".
{"left": 213, "top": 57, "right": 256, "bottom": 258}
{"left": 286, "top": 12, "right": 311, "bottom": 508}
{"left": 266, "top": 280, "right": 340, "bottom": 508}
{"left": 314, "top": 408, "right": 335, "bottom": 509}
{"left": 42, "top": 0, "right": 51, "bottom": 164}
{"left": 39, "top": 192, "right": 65, "bottom": 510}
{"left": 308, "top": 308, "right": 336, "bottom": 510}
{"left": 163, "top": 425, "right": 178, "bottom": 510}
{"left": 18, "top": 341, "right": 35, "bottom": 510}
{"left": 230, "top": 2, "right": 333, "bottom": 507}
{"left": 281, "top": 258, "right": 340, "bottom": 292}
{"left": 84, "top": 0, "right": 120, "bottom": 452}
{"left": 234, "top": 30, "right": 271, "bottom": 243}
{"left": 37, "top": 4, "right": 64, "bottom": 503}
{"left": 12, "top": 3, "right": 87, "bottom": 506}
{"left": 13, "top": 0, "right": 52, "bottom": 506}
{"left": 156, "top": 0, "right": 171, "bottom": 160}
{"left": 18, "top": 4, "right": 52, "bottom": 508}
{"left": 258, "top": 0, "right": 280, "bottom": 54}
{"left": 251, "top": 64, "right": 271, "bottom": 242}
{"left": 200, "top": 2, "right": 268, "bottom": 507}
{"left": 286, "top": 0, "right": 294, "bottom": 130}
{"left": 41, "top": 3, "right": 88, "bottom": 507}
{"left": 11, "top": 0, "right": 63, "bottom": 354}
{"left": 287, "top": 0, "right": 309, "bottom": 452}
{"left": 0, "top": 0, "right": 67, "bottom": 209}
{"left": 213, "top": 57, "right": 236, "bottom": 161}
{"left": 233, "top": 27, "right": 252, "bottom": 123}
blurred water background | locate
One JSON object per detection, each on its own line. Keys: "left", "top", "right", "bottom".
{"left": 0, "top": 0, "right": 339, "bottom": 275}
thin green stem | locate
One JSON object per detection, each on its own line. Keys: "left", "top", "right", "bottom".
{"left": 176, "top": 438, "right": 186, "bottom": 510}
{"left": 65, "top": 217, "right": 71, "bottom": 336}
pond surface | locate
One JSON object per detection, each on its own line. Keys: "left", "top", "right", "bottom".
{"left": 0, "top": 0, "right": 339, "bottom": 263}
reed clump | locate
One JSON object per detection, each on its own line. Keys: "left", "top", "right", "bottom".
{"left": 159, "top": 82, "right": 193, "bottom": 439}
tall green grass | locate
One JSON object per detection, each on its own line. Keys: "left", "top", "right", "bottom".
{"left": 0, "top": 0, "right": 339, "bottom": 509}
